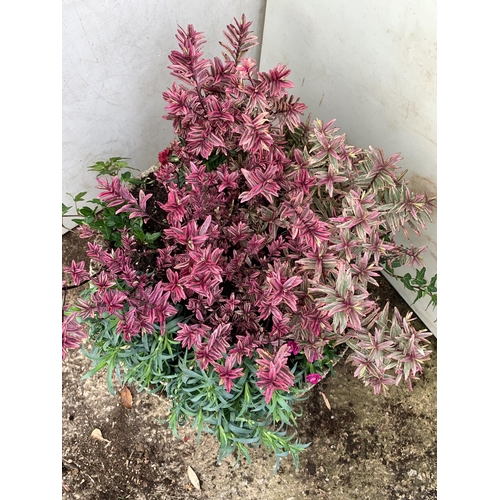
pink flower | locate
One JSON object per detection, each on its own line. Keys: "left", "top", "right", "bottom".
{"left": 306, "top": 373, "right": 322, "bottom": 385}
{"left": 287, "top": 341, "right": 300, "bottom": 355}
{"left": 158, "top": 147, "right": 171, "bottom": 165}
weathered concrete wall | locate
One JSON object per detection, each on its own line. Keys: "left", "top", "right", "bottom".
{"left": 62, "top": 0, "right": 266, "bottom": 231}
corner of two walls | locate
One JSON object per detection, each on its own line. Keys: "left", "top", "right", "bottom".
{"left": 260, "top": 1, "right": 437, "bottom": 333}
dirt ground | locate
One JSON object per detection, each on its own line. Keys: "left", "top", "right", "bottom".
{"left": 62, "top": 230, "right": 437, "bottom": 500}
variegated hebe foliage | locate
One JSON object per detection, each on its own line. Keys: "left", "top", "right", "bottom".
{"left": 63, "top": 14, "right": 436, "bottom": 467}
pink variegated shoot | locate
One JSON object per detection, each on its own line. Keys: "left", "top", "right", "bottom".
{"left": 220, "top": 14, "right": 259, "bottom": 65}
{"left": 62, "top": 310, "right": 87, "bottom": 361}
{"left": 214, "top": 357, "right": 245, "bottom": 393}
{"left": 240, "top": 162, "right": 281, "bottom": 203}
{"left": 238, "top": 112, "right": 274, "bottom": 155}
{"left": 256, "top": 344, "right": 295, "bottom": 404}
{"left": 63, "top": 260, "right": 90, "bottom": 287}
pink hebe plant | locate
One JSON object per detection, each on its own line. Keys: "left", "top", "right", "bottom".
{"left": 62, "top": 14, "right": 436, "bottom": 467}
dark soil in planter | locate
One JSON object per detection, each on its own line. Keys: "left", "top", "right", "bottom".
{"left": 62, "top": 229, "right": 437, "bottom": 500}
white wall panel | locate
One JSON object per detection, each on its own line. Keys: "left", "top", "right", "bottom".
{"left": 260, "top": 0, "right": 437, "bottom": 332}
{"left": 62, "top": 0, "right": 266, "bottom": 231}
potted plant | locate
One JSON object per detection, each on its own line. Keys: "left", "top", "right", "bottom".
{"left": 62, "top": 14, "right": 436, "bottom": 471}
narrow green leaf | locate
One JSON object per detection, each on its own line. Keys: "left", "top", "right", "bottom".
{"left": 81, "top": 358, "right": 109, "bottom": 379}
{"left": 412, "top": 289, "right": 424, "bottom": 304}
{"left": 107, "top": 361, "right": 116, "bottom": 395}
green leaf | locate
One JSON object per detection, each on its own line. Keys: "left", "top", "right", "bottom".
{"left": 88, "top": 161, "right": 106, "bottom": 172}
{"left": 428, "top": 275, "right": 437, "bottom": 293}
{"left": 81, "top": 358, "right": 110, "bottom": 380}
{"left": 411, "top": 277, "right": 427, "bottom": 287}
{"left": 73, "top": 191, "right": 88, "bottom": 202}
{"left": 409, "top": 267, "right": 426, "bottom": 286}
{"left": 120, "top": 171, "right": 132, "bottom": 182}
{"left": 416, "top": 267, "right": 427, "bottom": 279}
{"left": 127, "top": 177, "right": 146, "bottom": 186}
{"left": 177, "top": 165, "right": 186, "bottom": 188}
{"left": 107, "top": 360, "right": 116, "bottom": 395}
{"left": 401, "top": 273, "right": 414, "bottom": 291}
{"left": 62, "top": 203, "right": 71, "bottom": 215}
{"left": 79, "top": 206, "right": 95, "bottom": 217}
{"left": 133, "top": 225, "right": 146, "bottom": 241}
{"left": 145, "top": 232, "right": 161, "bottom": 245}
{"left": 101, "top": 225, "right": 112, "bottom": 240}
{"left": 426, "top": 294, "right": 437, "bottom": 310}
{"left": 88, "top": 157, "right": 131, "bottom": 176}
{"left": 235, "top": 442, "right": 253, "bottom": 463}
{"left": 412, "top": 289, "right": 424, "bottom": 304}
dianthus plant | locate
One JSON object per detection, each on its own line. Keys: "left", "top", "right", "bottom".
{"left": 62, "top": 15, "right": 436, "bottom": 470}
